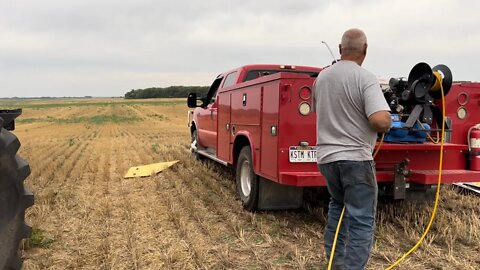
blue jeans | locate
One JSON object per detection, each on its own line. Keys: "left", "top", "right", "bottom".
{"left": 319, "top": 160, "right": 378, "bottom": 270}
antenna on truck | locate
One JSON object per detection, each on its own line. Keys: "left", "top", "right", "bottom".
{"left": 321, "top": 41, "right": 338, "bottom": 64}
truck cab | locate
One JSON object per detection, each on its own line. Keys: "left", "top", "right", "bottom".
{"left": 188, "top": 64, "right": 322, "bottom": 210}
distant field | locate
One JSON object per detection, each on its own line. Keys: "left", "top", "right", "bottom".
{"left": 2, "top": 98, "right": 479, "bottom": 269}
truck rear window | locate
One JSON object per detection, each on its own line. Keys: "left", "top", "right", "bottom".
{"left": 243, "top": 69, "right": 319, "bottom": 82}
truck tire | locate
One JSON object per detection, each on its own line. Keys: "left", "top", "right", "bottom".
{"left": 0, "top": 124, "right": 33, "bottom": 270}
{"left": 236, "top": 146, "right": 259, "bottom": 211}
{"left": 190, "top": 129, "right": 203, "bottom": 160}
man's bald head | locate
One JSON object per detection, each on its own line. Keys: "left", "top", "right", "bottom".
{"left": 339, "top": 28, "right": 368, "bottom": 64}
{"left": 340, "top": 28, "right": 367, "bottom": 54}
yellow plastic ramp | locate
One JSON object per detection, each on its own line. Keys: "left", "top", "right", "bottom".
{"left": 124, "top": 160, "right": 179, "bottom": 179}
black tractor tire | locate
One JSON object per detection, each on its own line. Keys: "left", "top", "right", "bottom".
{"left": 236, "top": 146, "right": 259, "bottom": 211}
{"left": 0, "top": 123, "right": 33, "bottom": 270}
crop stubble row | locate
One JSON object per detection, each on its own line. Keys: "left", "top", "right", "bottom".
{"left": 7, "top": 101, "right": 479, "bottom": 270}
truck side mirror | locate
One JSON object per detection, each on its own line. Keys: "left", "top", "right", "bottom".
{"left": 187, "top": 93, "right": 204, "bottom": 108}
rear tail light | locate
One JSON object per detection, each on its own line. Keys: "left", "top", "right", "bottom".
{"left": 299, "top": 86, "right": 312, "bottom": 100}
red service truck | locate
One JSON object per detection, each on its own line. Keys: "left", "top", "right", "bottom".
{"left": 187, "top": 63, "right": 480, "bottom": 211}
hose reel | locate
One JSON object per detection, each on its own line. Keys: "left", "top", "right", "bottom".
{"left": 384, "top": 63, "right": 453, "bottom": 143}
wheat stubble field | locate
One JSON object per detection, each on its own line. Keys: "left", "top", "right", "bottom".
{"left": 1, "top": 98, "right": 479, "bottom": 269}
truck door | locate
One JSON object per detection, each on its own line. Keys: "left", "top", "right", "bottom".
{"left": 217, "top": 93, "right": 231, "bottom": 162}
{"left": 217, "top": 71, "right": 237, "bottom": 162}
{"left": 197, "top": 77, "right": 222, "bottom": 150}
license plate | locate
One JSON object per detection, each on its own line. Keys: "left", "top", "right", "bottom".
{"left": 289, "top": 146, "right": 317, "bottom": 163}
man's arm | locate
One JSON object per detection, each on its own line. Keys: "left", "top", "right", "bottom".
{"left": 368, "top": 111, "right": 391, "bottom": 133}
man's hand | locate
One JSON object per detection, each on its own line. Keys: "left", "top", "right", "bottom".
{"left": 368, "top": 111, "right": 392, "bottom": 133}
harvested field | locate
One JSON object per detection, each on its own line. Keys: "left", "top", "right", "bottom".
{"left": 2, "top": 98, "right": 479, "bottom": 269}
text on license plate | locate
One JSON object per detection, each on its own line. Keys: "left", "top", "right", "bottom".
{"left": 289, "top": 147, "right": 316, "bottom": 163}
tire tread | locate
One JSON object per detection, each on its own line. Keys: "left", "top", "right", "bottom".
{"left": 0, "top": 126, "right": 33, "bottom": 270}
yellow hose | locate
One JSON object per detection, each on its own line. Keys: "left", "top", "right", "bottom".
{"left": 416, "top": 120, "right": 440, "bottom": 144}
{"left": 328, "top": 79, "right": 446, "bottom": 270}
{"left": 327, "top": 207, "right": 345, "bottom": 269}
{"left": 373, "top": 133, "right": 386, "bottom": 158}
{"left": 327, "top": 133, "right": 384, "bottom": 270}
{"left": 385, "top": 77, "right": 445, "bottom": 269}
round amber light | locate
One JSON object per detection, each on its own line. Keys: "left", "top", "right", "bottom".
{"left": 457, "top": 107, "right": 467, "bottom": 120}
{"left": 299, "top": 102, "right": 311, "bottom": 116}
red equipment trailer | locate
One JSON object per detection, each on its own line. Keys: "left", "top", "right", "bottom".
{"left": 187, "top": 64, "right": 480, "bottom": 211}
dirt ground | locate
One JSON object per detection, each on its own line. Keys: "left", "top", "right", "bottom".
{"left": 2, "top": 98, "right": 479, "bottom": 269}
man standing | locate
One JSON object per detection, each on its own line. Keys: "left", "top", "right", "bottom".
{"left": 313, "top": 29, "right": 391, "bottom": 270}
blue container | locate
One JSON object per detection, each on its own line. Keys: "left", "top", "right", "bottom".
{"left": 384, "top": 114, "right": 431, "bottom": 143}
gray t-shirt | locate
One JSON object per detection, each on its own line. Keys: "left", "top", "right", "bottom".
{"left": 313, "top": 60, "right": 390, "bottom": 164}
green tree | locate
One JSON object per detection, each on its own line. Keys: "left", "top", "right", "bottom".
{"left": 124, "top": 86, "right": 209, "bottom": 99}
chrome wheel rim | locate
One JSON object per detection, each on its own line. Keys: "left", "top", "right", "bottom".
{"left": 240, "top": 160, "right": 251, "bottom": 197}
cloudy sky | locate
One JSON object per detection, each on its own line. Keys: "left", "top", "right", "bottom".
{"left": 0, "top": 0, "right": 479, "bottom": 97}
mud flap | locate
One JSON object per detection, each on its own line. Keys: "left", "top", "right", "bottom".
{"left": 257, "top": 177, "right": 303, "bottom": 210}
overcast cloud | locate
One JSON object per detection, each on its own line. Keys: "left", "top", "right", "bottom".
{"left": 0, "top": 0, "right": 479, "bottom": 97}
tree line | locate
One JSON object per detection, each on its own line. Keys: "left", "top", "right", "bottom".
{"left": 124, "top": 86, "right": 210, "bottom": 99}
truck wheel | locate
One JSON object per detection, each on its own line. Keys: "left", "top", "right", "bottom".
{"left": 0, "top": 125, "right": 33, "bottom": 270}
{"left": 236, "top": 146, "right": 259, "bottom": 211}
{"left": 190, "top": 129, "right": 203, "bottom": 160}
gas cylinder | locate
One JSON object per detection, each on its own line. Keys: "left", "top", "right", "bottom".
{"left": 469, "top": 125, "right": 480, "bottom": 171}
